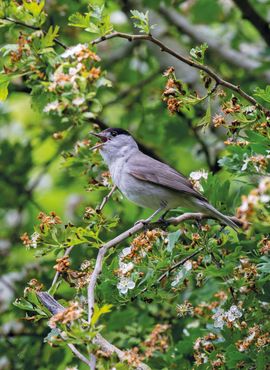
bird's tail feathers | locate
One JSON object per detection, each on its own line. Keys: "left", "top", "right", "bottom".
{"left": 198, "top": 201, "right": 240, "bottom": 232}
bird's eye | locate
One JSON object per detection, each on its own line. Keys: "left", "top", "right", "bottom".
{"left": 111, "top": 131, "right": 117, "bottom": 137}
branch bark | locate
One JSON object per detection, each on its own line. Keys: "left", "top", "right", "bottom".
{"left": 91, "top": 32, "right": 269, "bottom": 115}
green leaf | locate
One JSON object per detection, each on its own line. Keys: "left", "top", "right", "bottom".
{"left": 22, "top": 0, "right": 44, "bottom": 17}
{"left": 91, "top": 304, "right": 112, "bottom": 326}
{"left": 130, "top": 9, "right": 155, "bottom": 34}
{"left": 254, "top": 85, "right": 270, "bottom": 103}
{"left": 68, "top": 12, "right": 91, "bottom": 28}
{"left": 190, "top": 43, "right": 208, "bottom": 63}
{"left": 0, "top": 74, "right": 9, "bottom": 101}
{"left": 197, "top": 98, "right": 211, "bottom": 127}
{"left": 167, "top": 229, "right": 181, "bottom": 253}
{"left": 13, "top": 297, "right": 34, "bottom": 311}
{"left": 40, "top": 26, "right": 59, "bottom": 49}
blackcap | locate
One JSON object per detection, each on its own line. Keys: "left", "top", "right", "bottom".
{"left": 91, "top": 127, "right": 238, "bottom": 230}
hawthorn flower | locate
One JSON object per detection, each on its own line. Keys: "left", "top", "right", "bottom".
{"left": 30, "top": 232, "right": 40, "bottom": 248}
{"left": 72, "top": 97, "right": 85, "bottom": 106}
{"left": 119, "top": 261, "right": 134, "bottom": 275}
{"left": 61, "top": 44, "right": 88, "bottom": 58}
{"left": 212, "top": 305, "right": 242, "bottom": 329}
{"left": 176, "top": 300, "right": 194, "bottom": 317}
{"left": 119, "top": 247, "right": 132, "bottom": 260}
{"left": 43, "top": 100, "right": 60, "bottom": 113}
{"left": 117, "top": 277, "right": 135, "bottom": 294}
{"left": 226, "top": 305, "right": 242, "bottom": 322}
{"left": 48, "top": 301, "right": 83, "bottom": 328}
{"left": 189, "top": 170, "right": 208, "bottom": 192}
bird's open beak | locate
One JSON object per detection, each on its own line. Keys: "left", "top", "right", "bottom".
{"left": 89, "top": 131, "right": 107, "bottom": 150}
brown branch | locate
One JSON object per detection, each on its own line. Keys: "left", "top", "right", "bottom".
{"left": 233, "top": 0, "right": 270, "bottom": 47}
{"left": 37, "top": 292, "right": 150, "bottom": 370}
{"left": 2, "top": 17, "right": 67, "bottom": 49}
{"left": 91, "top": 32, "right": 269, "bottom": 114}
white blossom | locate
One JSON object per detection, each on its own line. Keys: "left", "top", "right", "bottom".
{"left": 189, "top": 170, "right": 208, "bottom": 181}
{"left": 43, "top": 100, "right": 60, "bottom": 113}
{"left": 117, "top": 277, "right": 135, "bottom": 294}
{"left": 212, "top": 308, "right": 226, "bottom": 329}
{"left": 119, "top": 247, "right": 132, "bottom": 260}
{"left": 61, "top": 44, "right": 87, "bottom": 58}
{"left": 226, "top": 305, "right": 242, "bottom": 322}
{"left": 119, "top": 261, "right": 134, "bottom": 274}
{"left": 72, "top": 97, "right": 85, "bottom": 106}
{"left": 30, "top": 232, "right": 40, "bottom": 248}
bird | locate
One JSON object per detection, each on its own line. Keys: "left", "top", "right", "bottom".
{"left": 91, "top": 127, "right": 238, "bottom": 230}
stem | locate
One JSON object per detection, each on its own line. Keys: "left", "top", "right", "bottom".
{"left": 91, "top": 32, "right": 269, "bottom": 114}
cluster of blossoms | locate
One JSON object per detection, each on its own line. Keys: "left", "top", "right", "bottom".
{"left": 48, "top": 301, "right": 83, "bottom": 329}
{"left": 37, "top": 211, "right": 62, "bottom": 232}
{"left": 212, "top": 305, "right": 242, "bottom": 329}
{"left": 193, "top": 333, "right": 223, "bottom": 366}
{"left": 116, "top": 230, "right": 163, "bottom": 295}
{"left": 234, "top": 257, "right": 258, "bottom": 293}
{"left": 20, "top": 231, "right": 41, "bottom": 249}
{"left": 53, "top": 256, "right": 91, "bottom": 290}
{"left": 258, "top": 236, "right": 270, "bottom": 255}
{"left": 162, "top": 67, "right": 186, "bottom": 114}
{"left": 241, "top": 152, "right": 270, "bottom": 173}
{"left": 237, "top": 177, "right": 270, "bottom": 229}
{"left": 43, "top": 43, "right": 103, "bottom": 115}
{"left": 236, "top": 325, "right": 270, "bottom": 352}
{"left": 189, "top": 170, "right": 208, "bottom": 192}
{"left": 124, "top": 324, "right": 170, "bottom": 366}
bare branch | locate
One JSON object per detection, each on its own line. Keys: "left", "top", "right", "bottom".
{"left": 91, "top": 32, "right": 269, "bottom": 114}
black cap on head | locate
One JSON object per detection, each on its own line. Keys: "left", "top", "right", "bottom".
{"left": 103, "top": 127, "right": 131, "bottom": 136}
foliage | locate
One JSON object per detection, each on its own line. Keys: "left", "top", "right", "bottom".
{"left": 0, "top": 0, "right": 269, "bottom": 369}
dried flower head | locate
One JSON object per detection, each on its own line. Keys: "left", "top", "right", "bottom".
{"left": 48, "top": 301, "right": 83, "bottom": 328}
{"left": 37, "top": 211, "right": 62, "bottom": 232}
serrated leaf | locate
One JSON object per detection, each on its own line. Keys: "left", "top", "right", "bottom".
{"left": 254, "top": 85, "right": 270, "bottom": 103}
{"left": 68, "top": 12, "right": 91, "bottom": 28}
{"left": 40, "top": 25, "right": 59, "bottom": 49}
{"left": 91, "top": 304, "right": 112, "bottom": 326}
{"left": 190, "top": 43, "right": 208, "bottom": 63}
{"left": 23, "top": 0, "right": 44, "bottom": 17}
{"left": 130, "top": 9, "right": 151, "bottom": 34}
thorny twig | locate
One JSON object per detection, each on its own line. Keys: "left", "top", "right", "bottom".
{"left": 91, "top": 32, "right": 269, "bottom": 115}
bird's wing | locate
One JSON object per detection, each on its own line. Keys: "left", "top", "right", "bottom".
{"left": 128, "top": 152, "right": 207, "bottom": 202}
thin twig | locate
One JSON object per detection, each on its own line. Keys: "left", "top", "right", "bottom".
{"left": 96, "top": 185, "right": 117, "bottom": 213}
{"left": 2, "top": 17, "right": 67, "bottom": 49}
{"left": 87, "top": 212, "right": 242, "bottom": 323}
{"left": 91, "top": 32, "right": 269, "bottom": 114}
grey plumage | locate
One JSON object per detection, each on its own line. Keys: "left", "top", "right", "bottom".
{"left": 92, "top": 128, "right": 238, "bottom": 231}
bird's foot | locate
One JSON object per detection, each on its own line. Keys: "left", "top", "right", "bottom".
{"left": 157, "top": 216, "right": 170, "bottom": 227}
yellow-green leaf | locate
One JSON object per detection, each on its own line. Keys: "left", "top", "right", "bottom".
{"left": 0, "top": 75, "right": 9, "bottom": 101}
{"left": 91, "top": 304, "right": 112, "bottom": 326}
